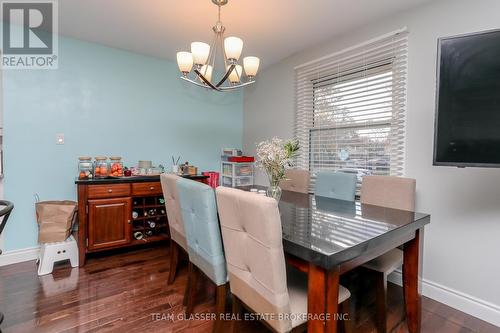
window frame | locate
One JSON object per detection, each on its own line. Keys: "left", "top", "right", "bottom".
{"left": 294, "top": 30, "right": 408, "bottom": 191}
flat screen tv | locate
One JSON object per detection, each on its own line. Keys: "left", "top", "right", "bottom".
{"left": 434, "top": 29, "right": 500, "bottom": 167}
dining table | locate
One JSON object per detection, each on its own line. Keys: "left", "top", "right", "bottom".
{"left": 240, "top": 186, "right": 431, "bottom": 333}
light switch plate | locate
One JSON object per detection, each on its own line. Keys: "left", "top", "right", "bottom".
{"left": 56, "top": 133, "right": 65, "bottom": 145}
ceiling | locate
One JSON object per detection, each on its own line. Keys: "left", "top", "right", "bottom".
{"left": 53, "top": 0, "right": 434, "bottom": 67}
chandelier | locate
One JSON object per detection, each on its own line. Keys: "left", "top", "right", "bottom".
{"left": 176, "top": 0, "right": 260, "bottom": 92}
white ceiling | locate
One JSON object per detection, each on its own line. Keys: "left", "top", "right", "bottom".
{"left": 56, "top": 0, "right": 434, "bottom": 67}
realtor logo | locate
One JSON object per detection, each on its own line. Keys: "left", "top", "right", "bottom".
{"left": 1, "top": 0, "right": 58, "bottom": 69}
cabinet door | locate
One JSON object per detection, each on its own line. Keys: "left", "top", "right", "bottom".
{"left": 88, "top": 197, "right": 131, "bottom": 250}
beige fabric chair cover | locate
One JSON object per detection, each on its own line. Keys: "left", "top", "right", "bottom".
{"left": 160, "top": 174, "right": 187, "bottom": 250}
{"left": 361, "top": 175, "right": 416, "bottom": 273}
{"left": 360, "top": 175, "right": 416, "bottom": 211}
{"left": 216, "top": 186, "right": 293, "bottom": 332}
{"left": 279, "top": 169, "right": 310, "bottom": 194}
{"left": 216, "top": 187, "right": 350, "bottom": 332}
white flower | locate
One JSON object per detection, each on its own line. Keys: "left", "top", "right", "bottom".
{"left": 255, "top": 137, "right": 299, "bottom": 186}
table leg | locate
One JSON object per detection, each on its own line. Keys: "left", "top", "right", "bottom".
{"left": 325, "top": 269, "right": 340, "bottom": 333}
{"left": 403, "top": 228, "right": 421, "bottom": 333}
{"left": 307, "top": 263, "right": 340, "bottom": 333}
{"left": 308, "top": 263, "right": 326, "bottom": 333}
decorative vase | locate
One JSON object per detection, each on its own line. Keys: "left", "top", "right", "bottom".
{"left": 266, "top": 184, "right": 282, "bottom": 201}
{"left": 266, "top": 173, "right": 283, "bottom": 201}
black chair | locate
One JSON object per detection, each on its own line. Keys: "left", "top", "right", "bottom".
{"left": 0, "top": 200, "right": 14, "bottom": 329}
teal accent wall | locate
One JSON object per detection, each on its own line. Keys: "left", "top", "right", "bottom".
{"left": 1, "top": 35, "right": 243, "bottom": 251}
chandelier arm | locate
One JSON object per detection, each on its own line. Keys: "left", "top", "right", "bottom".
{"left": 218, "top": 81, "right": 255, "bottom": 91}
{"left": 181, "top": 76, "right": 254, "bottom": 92}
{"left": 215, "top": 64, "right": 235, "bottom": 87}
{"left": 194, "top": 68, "right": 220, "bottom": 90}
{"left": 221, "top": 30, "right": 229, "bottom": 73}
{"left": 181, "top": 76, "right": 215, "bottom": 89}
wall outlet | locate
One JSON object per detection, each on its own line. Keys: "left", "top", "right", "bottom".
{"left": 56, "top": 133, "right": 65, "bottom": 145}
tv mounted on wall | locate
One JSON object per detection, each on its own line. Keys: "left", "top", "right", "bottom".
{"left": 434, "top": 29, "right": 500, "bottom": 168}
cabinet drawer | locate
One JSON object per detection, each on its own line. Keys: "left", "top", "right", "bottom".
{"left": 132, "top": 182, "right": 162, "bottom": 196}
{"left": 88, "top": 184, "right": 131, "bottom": 199}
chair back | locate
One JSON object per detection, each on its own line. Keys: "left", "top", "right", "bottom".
{"left": 361, "top": 175, "right": 416, "bottom": 211}
{"left": 177, "top": 178, "right": 227, "bottom": 286}
{"left": 314, "top": 171, "right": 357, "bottom": 201}
{"left": 216, "top": 187, "right": 291, "bottom": 333}
{"left": 279, "top": 169, "right": 310, "bottom": 194}
{"left": 160, "top": 174, "right": 187, "bottom": 250}
{"left": 0, "top": 201, "right": 14, "bottom": 254}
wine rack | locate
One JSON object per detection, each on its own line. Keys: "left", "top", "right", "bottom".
{"left": 131, "top": 195, "right": 169, "bottom": 244}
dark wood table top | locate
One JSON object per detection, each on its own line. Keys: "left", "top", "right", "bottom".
{"left": 239, "top": 185, "right": 431, "bottom": 270}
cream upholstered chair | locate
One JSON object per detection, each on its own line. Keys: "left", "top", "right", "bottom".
{"left": 216, "top": 187, "right": 351, "bottom": 333}
{"left": 160, "top": 173, "right": 187, "bottom": 284}
{"left": 279, "top": 169, "right": 310, "bottom": 194}
{"left": 360, "top": 175, "right": 416, "bottom": 333}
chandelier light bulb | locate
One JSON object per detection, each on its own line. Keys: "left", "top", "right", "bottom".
{"left": 200, "top": 64, "right": 213, "bottom": 83}
{"left": 224, "top": 36, "right": 243, "bottom": 61}
{"left": 243, "top": 56, "right": 260, "bottom": 78}
{"left": 176, "top": 52, "right": 193, "bottom": 74}
{"left": 228, "top": 64, "right": 243, "bottom": 83}
{"left": 191, "top": 42, "right": 210, "bottom": 66}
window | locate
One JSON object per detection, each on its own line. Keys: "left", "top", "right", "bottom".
{"left": 295, "top": 30, "right": 408, "bottom": 190}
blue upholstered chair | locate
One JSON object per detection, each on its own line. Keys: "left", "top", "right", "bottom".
{"left": 314, "top": 171, "right": 357, "bottom": 201}
{"left": 176, "top": 178, "right": 227, "bottom": 332}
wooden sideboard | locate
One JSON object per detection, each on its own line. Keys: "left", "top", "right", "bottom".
{"left": 75, "top": 175, "right": 208, "bottom": 266}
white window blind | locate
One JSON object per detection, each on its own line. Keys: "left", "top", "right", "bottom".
{"left": 295, "top": 30, "right": 408, "bottom": 190}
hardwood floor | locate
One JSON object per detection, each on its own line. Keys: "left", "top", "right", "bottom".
{"left": 0, "top": 245, "right": 497, "bottom": 333}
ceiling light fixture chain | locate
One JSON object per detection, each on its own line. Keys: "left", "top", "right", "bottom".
{"left": 176, "top": 0, "right": 260, "bottom": 92}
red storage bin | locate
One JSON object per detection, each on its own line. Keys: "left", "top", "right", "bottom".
{"left": 228, "top": 156, "right": 255, "bottom": 163}
{"left": 202, "top": 171, "right": 220, "bottom": 188}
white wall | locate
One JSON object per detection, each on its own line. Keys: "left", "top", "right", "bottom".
{"left": 243, "top": 0, "right": 500, "bottom": 325}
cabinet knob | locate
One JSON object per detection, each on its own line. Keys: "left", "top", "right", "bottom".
{"left": 108, "top": 189, "right": 113, "bottom": 193}
{"left": 150, "top": 186, "right": 155, "bottom": 190}
{"left": 127, "top": 220, "right": 131, "bottom": 224}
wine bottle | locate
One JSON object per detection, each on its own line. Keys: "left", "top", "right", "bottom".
{"left": 147, "top": 221, "right": 156, "bottom": 228}
{"left": 133, "top": 231, "right": 144, "bottom": 240}
{"left": 145, "top": 230, "right": 153, "bottom": 237}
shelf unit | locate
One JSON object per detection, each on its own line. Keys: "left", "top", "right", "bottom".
{"left": 221, "top": 161, "right": 254, "bottom": 187}
{"left": 131, "top": 195, "right": 169, "bottom": 244}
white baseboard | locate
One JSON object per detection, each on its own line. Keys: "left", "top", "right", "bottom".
{"left": 388, "top": 269, "right": 500, "bottom": 327}
{"left": 0, "top": 246, "right": 40, "bottom": 267}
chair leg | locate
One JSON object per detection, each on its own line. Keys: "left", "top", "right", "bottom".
{"left": 183, "top": 261, "right": 192, "bottom": 306}
{"left": 185, "top": 263, "right": 199, "bottom": 316}
{"left": 341, "top": 299, "right": 354, "bottom": 333}
{"left": 212, "top": 283, "right": 227, "bottom": 333}
{"left": 290, "top": 324, "right": 307, "bottom": 333}
{"left": 168, "top": 241, "right": 179, "bottom": 285}
{"left": 375, "top": 272, "right": 388, "bottom": 333}
{"left": 231, "top": 296, "right": 243, "bottom": 333}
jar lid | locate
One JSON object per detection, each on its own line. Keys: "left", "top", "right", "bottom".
{"left": 109, "top": 156, "right": 122, "bottom": 160}
{"left": 95, "top": 156, "right": 107, "bottom": 160}
{"left": 78, "top": 156, "right": 92, "bottom": 161}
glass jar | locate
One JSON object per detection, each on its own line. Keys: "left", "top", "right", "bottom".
{"left": 78, "top": 157, "right": 93, "bottom": 180}
{"left": 109, "top": 157, "right": 124, "bottom": 177}
{"left": 94, "top": 157, "right": 109, "bottom": 178}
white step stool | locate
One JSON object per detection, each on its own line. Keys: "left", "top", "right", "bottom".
{"left": 37, "top": 235, "right": 79, "bottom": 276}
